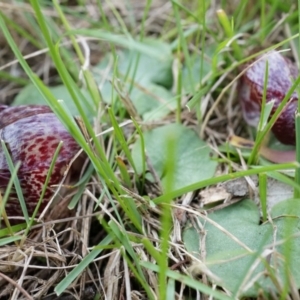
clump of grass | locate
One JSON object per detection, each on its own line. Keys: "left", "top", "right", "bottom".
{"left": 0, "top": 0, "right": 299, "bottom": 299}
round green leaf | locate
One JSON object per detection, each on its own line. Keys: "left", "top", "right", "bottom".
{"left": 132, "top": 123, "right": 217, "bottom": 191}
{"left": 183, "top": 199, "right": 300, "bottom": 297}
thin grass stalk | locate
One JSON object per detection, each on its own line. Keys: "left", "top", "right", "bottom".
{"left": 53, "top": 0, "right": 102, "bottom": 108}
{"left": 0, "top": 161, "right": 21, "bottom": 232}
{"left": 260, "top": 0, "right": 266, "bottom": 42}
{"left": 175, "top": 52, "right": 182, "bottom": 123}
{"left": 0, "top": 141, "right": 28, "bottom": 224}
{"left": 294, "top": 0, "right": 300, "bottom": 198}
{"left": 124, "top": 0, "right": 149, "bottom": 95}
{"left": 109, "top": 221, "right": 154, "bottom": 299}
{"left": 110, "top": 53, "right": 118, "bottom": 111}
{"left": 171, "top": 0, "right": 199, "bottom": 21}
{"left": 142, "top": 237, "right": 161, "bottom": 262}
{"left": 116, "top": 157, "right": 132, "bottom": 188}
{"left": 95, "top": 0, "right": 118, "bottom": 68}
{"left": 121, "top": 249, "right": 155, "bottom": 300}
{"left": 232, "top": 233, "right": 280, "bottom": 298}
{"left": 247, "top": 60, "right": 269, "bottom": 165}
{"left": 68, "top": 163, "right": 94, "bottom": 209}
{"left": 95, "top": 0, "right": 110, "bottom": 30}
{"left": 126, "top": 0, "right": 152, "bottom": 95}
{"left": 154, "top": 162, "right": 298, "bottom": 204}
{"left": 216, "top": 9, "right": 242, "bottom": 61}
{"left": 54, "top": 234, "right": 113, "bottom": 296}
{"left": 108, "top": 108, "right": 138, "bottom": 174}
{"left": 158, "top": 208, "right": 172, "bottom": 300}
{"left": 0, "top": 235, "right": 22, "bottom": 246}
{"left": 199, "top": 0, "right": 206, "bottom": 100}
{"left": 166, "top": 278, "right": 175, "bottom": 299}
{"left": 0, "top": 11, "right": 42, "bottom": 48}
{"left": 42, "top": 16, "right": 80, "bottom": 78}
{"left": 233, "top": 0, "right": 248, "bottom": 28}
{"left": 267, "top": 171, "right": 300, "bottom": 193}
{"left": 0, "top": 70, "right": 29, "bottom": 85}
{"left": 258, "top": 173, "right": 267, "bottom": 222}
{"left": 214, "top": 35, "right": 299, "bottom": 81}
{"left": 139, "top": 0, "right": 152, "bottom": 41}
{"left": 250, "top": 73, "right": 300, "bottom": 159}
{"left": 172, "top": 0, "right": 194, "bottom": 94}
{"left": 104, "top": 0, "right": 131, "bottom": 37}
{"left": 265, "top": 0, "right": 281, "bottom": 31}
{"left": 141, "top": 261, "right": 232, "bottom": 300}
{"left": 131, "top": 118, "right": 146, "bottom": 189}
{"left": 158, "top": 136, "right": 175, "bottom": 300}
{"left": 295, "top": 113, "right": 300, "bottom": 198}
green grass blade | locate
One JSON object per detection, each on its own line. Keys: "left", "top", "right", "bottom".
{"left": 0, "top": 141, "right": 28, "bottom": 223}
{"left": 108, "top": 108, "right": 137, "bottom": 174}
{"left": 0, "top": 235, "right": 22, "bottom": 246}
{"left": 295, "top": 0, "right": 300, "bottom": 197}
{"left": 141, "top": 261, "right": 232, "bottom": 300}
{"left": 258, "top": 173, "right": 267, "bottom": 222}
{"left": 154, "top": 162, "right": 298, "bottom": 204}
{"left": 54, "top": 234, "right": 113, "bottom": 296}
